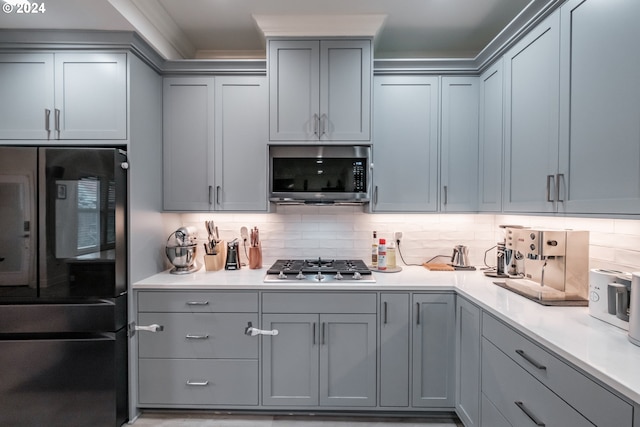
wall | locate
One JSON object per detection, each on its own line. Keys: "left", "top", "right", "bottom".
{"left": 166, "top": 206, "right": 640, "bottom": 274}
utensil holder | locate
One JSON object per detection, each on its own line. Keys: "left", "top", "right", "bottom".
{"left": 249, "top": 245, "right": 262, "bottom": 269}
{"left": 204, "top": 240, "right": 226, "bottom": 271}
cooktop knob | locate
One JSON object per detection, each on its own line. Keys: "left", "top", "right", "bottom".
{"left": 278, "top": 271, "right": 287, "bottom": 279}
{"left": 335, "top": 272, "right": 343, "bottom": 280}
{"left": 353, "top": 271, "right": 362, "bottom": 280}
{"left": 296, "top": 271, "right": 305, "bottom": 280}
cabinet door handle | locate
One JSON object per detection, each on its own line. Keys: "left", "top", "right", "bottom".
{"left": 216, "top": 186, "right": 221, "bottom": 205}
{"left": 383, "top": 301, "right": 388, "bottom": 324}
{"left": 416, "top": 302, "right": 420, "bottom": 325}
{"left": 443, "top": 185, "right": 448, "bottom": 205}
{"left": 556, "top": 173, "right": 564, "bottom": 203}
{"left": 44, "top": 109, "right": 51, "bottom": 138}
{"left": 320, "top": 114, "right": 327, "bottom": 136}
{"left": 54, "top": 108, "right": 61, "bottom": 139}
{"left": 312, "top": 322, "right": 316, "bottom": 345}
{"left": 514, "top": 401, "right": 545, "bottom": 426}
{"left": 313, "top": 113, "right": 319, "bottom": 135}
{"left": 515, "top": 349, "right": 547, "bottom": 370}
{"left": 208, "top": 185, "right": 213, "bottom": 205}
{"left": 546, "top": 175, "right": 555, "bottom": 203}
{"left": 322, "top": 322, "right": 326, "bottom": 345}
{"left": 374, "top": 186, "right": 379, "bottom": 205}
{"left": 186, "top": 380, "right": 209, "bottom": 387}
{"left": 186, "top": 301, "right": 209, "bottom": 306}
{"left": 186, "top": 334, "right": 209, "bottom": 340}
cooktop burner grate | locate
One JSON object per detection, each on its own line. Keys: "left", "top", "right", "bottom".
{"left": 265, "top": 259, "right": 374, "bottom": 283}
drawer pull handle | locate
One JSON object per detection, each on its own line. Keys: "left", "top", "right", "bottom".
{"left": 186, "top": 334, "right": 209, "bottom": 340}
{"left": 186, "top": 301, "right": 209, "bottom": 306}
{"left": 186, "top": 380, "right": 209, "bottom": 387}
{"left": 515, "top": 401, "right": 546, "bottom": 426}
{"left": 515, "top": 349, "right": 547, "bottom": 370}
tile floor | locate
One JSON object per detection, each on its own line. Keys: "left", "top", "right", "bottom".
{"left": 129, "top": 412, "right": 463, "bottom": 427}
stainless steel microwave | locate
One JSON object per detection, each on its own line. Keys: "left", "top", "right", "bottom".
{"left": 269, "top": 145, "right": 371, "bottom": 205}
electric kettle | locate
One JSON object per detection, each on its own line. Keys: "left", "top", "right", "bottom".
{"left": 451, "top": 245, "right": 470, "bottom": 268}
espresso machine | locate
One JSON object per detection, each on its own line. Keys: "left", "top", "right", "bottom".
{"left": 503, "top": 228, "right": 589, "bottom": 304}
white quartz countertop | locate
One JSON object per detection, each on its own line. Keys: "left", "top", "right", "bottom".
{"left": 134, "top": 265, "right": 640, "bottom": 405}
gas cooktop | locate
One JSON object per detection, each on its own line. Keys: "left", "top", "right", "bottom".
{"left": 264, "top": 258, "right": 375, "bottom": 283}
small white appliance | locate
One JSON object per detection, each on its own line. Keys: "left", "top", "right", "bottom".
{"left": 628, "top": 273, "right": 640, "bottom": 346}
{"left": 589, "top": 268, "right": 631, "bottom": 330}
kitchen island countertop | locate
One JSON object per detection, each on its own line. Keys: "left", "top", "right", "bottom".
{"left": 134, "top": 265, "right": 640, "bottom": 406}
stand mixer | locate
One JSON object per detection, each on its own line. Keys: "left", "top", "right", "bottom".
{"left": 165, "top": 226, "right": 198, "bottom": 274}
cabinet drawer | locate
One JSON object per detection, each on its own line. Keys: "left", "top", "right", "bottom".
{"left": 483, "top": 338, "right": 592, "bottom": 427}
{"left": 482, "top": 313, "right": 632, "bottom": 426}
{"left": 138, "top": 312, "right": 258, "bottom": 359}
{"left": 481, "top": 393, "right": 511, "bottom": 427}
{"left": 138, "top": 291, "right": 258, "bottom": 313}
{"left": 138, "top": 359, "right": 258, "bottom": 406}
{"left": 262, "top": 292, "right": 376, "bottom": 313}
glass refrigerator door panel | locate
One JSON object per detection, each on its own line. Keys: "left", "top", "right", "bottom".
{"left": 0, "top": 148, "right": 37, "bottom": 297}
{"left": 40, "top": 148, "right": 121, "bottom": 299}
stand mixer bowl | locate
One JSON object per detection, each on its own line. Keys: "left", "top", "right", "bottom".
{"left": 166, "top": 244, "right": 197, "bottom": 274}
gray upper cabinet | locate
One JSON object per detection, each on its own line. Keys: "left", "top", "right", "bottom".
{"left": 503, "top": 10, "right": 560, "bottom": 213}
{"left": 163, "top": 76, "right": 268, "bottom": 211}
{"left": 0, "top": 52, "right": 127, "bottom": 140}
{"left": 440, "top": 76, "right": 479, "bottom": 212}
{"left": 0, "top": 53, "right": 53, "bottom": 139}
{"left": 558, "top": 0, "right": 640, "bottom": 215}
{"left": 412, "top": 293, "right": 455, "bottom": 408}
{"left": 268, "top": 39, "right": 371, "bottom": 142}
{"left": 163, "top": 77, "right": 215, "bottom": 211}
{"left": 372, "top": 76, "right": 439, "bottom": 212}
{"left": 478, "top": 59, "right": 504, "bottom": 212}
{"left": 214, "top": 77, "right": 268, "bottom": 211}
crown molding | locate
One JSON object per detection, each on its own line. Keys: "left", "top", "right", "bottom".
{"left": 108, "top": 0, "right": 195, "bottom": 59}
{"left": 253, "top": 14, "right": 387, "bottom": 39}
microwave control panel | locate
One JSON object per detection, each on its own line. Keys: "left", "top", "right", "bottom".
{"left": 353, "top": 160, "right": 366, "bottom": 192}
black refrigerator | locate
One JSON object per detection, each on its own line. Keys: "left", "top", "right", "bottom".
{"left": 0, "top": 146, "right": 128, "bottom": 427}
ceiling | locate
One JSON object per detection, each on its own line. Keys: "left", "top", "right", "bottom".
{"left": 0, "top": 0, "right": 533, "bottom": 60}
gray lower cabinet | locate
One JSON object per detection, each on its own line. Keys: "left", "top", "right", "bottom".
{"left": 136, "top": 291, "right": 260, "bottom": 407}
{"left": 262, "top": 293, "right": 377, "bottom": 408}
{"left": 412, "top": 293, "right": 455, "bottom": 408}
{"left": 481, "top": 313, "right": 633, "bottom": 426}
{"left": 379, "top": 293, "right": 410, "bottom": 407}
{"left": 455, "top": 296, "right": 481, "bottom": 426}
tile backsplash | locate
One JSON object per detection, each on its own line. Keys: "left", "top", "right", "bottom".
{"left": 173, "top": 206, "right": 640, "bottom": 273}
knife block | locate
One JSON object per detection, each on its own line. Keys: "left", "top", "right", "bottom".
{"left": 248, "top": 245, "right": 262, "bottom": 269}
{"left": 204, "top": 240, "right": 226, "bottom": 271}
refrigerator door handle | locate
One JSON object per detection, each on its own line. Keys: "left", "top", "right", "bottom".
{"left": 128, "top": 322, "right": 164, "bottom": 337}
